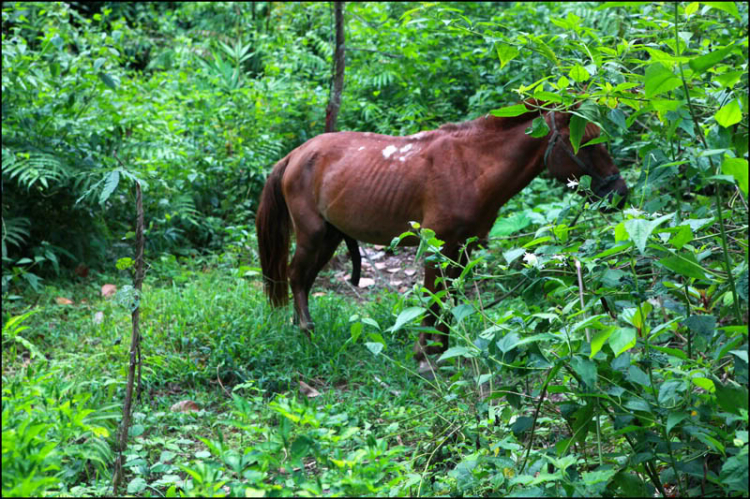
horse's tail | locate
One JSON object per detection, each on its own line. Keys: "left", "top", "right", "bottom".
{"left": 256, "top": 156, "right": 291, "bottom": 307}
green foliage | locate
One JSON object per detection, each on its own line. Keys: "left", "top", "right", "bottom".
{"left": 2, "top": 1, "right": 747, "bottom": 497}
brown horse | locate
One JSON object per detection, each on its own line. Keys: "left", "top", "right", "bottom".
{"left": 255, "top": 101, "right": 628, "bottom": 366}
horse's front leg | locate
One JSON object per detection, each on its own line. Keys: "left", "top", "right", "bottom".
{"left": 413, "top": 246, "right": 458, "bottom": 366}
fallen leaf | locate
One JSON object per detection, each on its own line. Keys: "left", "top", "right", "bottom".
{"left": 170, "top": 400, "right": 200, "bottom": 412}
{"left": 404, "top": 268, "right": 417, "bottom": 276}
{"left": 312, "top": 292, "right": 326, "bottom": 297}
{"left": 299, "top": 380, "right": 321, "bottom": 398}
{"left": 374, "top": 262, "right": 388, "bottom": 270}
{"left": 390, "top": 280, "right": 403, "bottom": 286}
{"left": 358, "top": 277, "right": 375, "bottom": 288}
{"left": 56, "top": 297, "right": 74, "bottom": 305}
{"left": 387, "top": 268, "right": 401, "bottom": 273}
{"left": 101, "top": 284, "right": 117, "bottom": 298}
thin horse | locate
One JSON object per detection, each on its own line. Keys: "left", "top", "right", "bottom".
{"left": 255, "top": 101, "right": 628, "bottom": 366}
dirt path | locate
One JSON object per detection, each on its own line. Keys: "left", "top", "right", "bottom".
{"left": 314, "top": 244, "right": 425, "bottom": 302}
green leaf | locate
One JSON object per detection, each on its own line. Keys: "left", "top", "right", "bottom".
{"left": 608, "top": 108, "right": 627, "bottom": 130}
{"left": 571, "top": 355, "right": 597, "bottom": 389}
{"left": 624, "top": 214, "right": 673, "bottom": 254}
{"left": 99, "top": 170, "right": 120, "bottom": 205}
{"left": 684, "top": 315, "right": 716, "bottom": 337}
{"left": 388, "top": 307, "right": 425, "bottom": 332}
{"left": 715, "top": 382, "right": 749, "bottom": 415}
{"left": 689, "top": 46, "right": 733, "bottom": 74}
{"left": 365, "top": 342, "right": 384, "bottom": 356}
{"left": 127, "top": 477, "right": 148, "bottom": 494}
{"left": 502, "top": 247, "right": 526, "bottom": 264}
{"left": 490, "top": 104, "right": 529, "bottom": 117}
{"left": 496, "top": 43, "right": 519, "bottom": 69}
{"left": 291, "top": 435, "right": 313, "bottom": 460}
{"left": 671, "top": 224, "right": 693, "bottom": 249}
{"left": 714, "top": 99, "right": 742, "bottom": 127}
{"left": 569, "top": 114, "right": 586, "bottom": 154}
{"left": 644, "top": 63, "right": 682, "bottom": 99}
{"left": 706, "top": 1, "right": 741, "bottom": 19}
{"left": 525, "top": 117, "right": 551, "bottom": 138}
{"left": 691, "top": 377, "right": 715, "bottom": 393}
{"left": 658, "top": 252, "right": 707, "bottom": 279}
{"left": 721, "top": 157, "right": 748, "bottom": 196}
{"left": 627, "top": 365, "right": 651, "bottom": 387}
{"left": 590, "top": 326, "right": 615, "bottom": 359}
{"left": 609, "top": 327, "right": 636, "bottom": 356}
{"left": 350, "top": 321, "right": 362, "bottom": 343}
{"left": 666, "top": 412, "right": 689, "bottom": 434}
{"left": 492, "top": 213, "right": 532, "bottom": 237}
{"left": 569, "top": 64, "right": 590, "bottom": 83}
{"left": 715, "top": 70, "right": 744, "bottom": 89}
{"left": 438, "top": 346, "right": 477, "bottom": 362}
{"left": 97, "top": 71, "right": 117, "bottom": 90}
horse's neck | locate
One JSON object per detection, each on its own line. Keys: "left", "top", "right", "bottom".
{"left": 474, "top": 124, "right": 549, "bottom": 210}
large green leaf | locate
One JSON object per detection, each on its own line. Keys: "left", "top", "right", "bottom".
{"left": 714, "top": 99, "right": 742, "bottom": 127}
{"left": 569, "top": 64, "right": 590, "bottom": 83}
{"left": 644, "top": 63, "right": 682, "bottom": 99}
{"left": 658, "top": 252, "right": 707, "bottom": 279}
{"left": 609, "top": 327, "right": 636, "bottom": 356}
{"left": 496, "top": 43, "right": 519, "bottom": 69}
{"left": 388, "top": 307, "right": 425, "bottom": 332}
{"left": 571, "top": 355, "right": 597, "bottom": 389}
{"left": 624, "top": 214, "right": 673, "bottom": 254}
{"left": 706, "top": 1, "right": 741, "bottom": 19}
{"left": 490, "top": 104, "right": 530, "bottom": 117}
{"left": 689, "top": 45, "right": 734, "bottom": 74}
{"left": 569, "top": 114, "right": 586, "bottom": 154}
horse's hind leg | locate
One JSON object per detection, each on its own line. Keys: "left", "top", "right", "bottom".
{"left": 344, "top": 235, "right": 361, "bottom": 286}
{"left": 289, "top": 222, "right": 344, "bottom": 334}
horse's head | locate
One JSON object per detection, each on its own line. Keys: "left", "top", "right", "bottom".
{"left": 544, "top": 111, "right": 628, "bottom": 211}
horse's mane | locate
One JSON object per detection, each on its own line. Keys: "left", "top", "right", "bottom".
{"left": 421, "top": 100, "right": 601, "bottom": 142}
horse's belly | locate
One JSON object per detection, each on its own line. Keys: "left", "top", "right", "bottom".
{"left": 325, "top": 206, "right": 420, "bottom": 246}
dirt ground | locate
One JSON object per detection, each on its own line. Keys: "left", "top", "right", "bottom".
{"left": 314, "top": 243, "right": 425, "bottom": 301}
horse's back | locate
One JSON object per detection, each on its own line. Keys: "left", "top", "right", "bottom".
{"left": 280, "top": 131, "right": 432, "bottom": 244}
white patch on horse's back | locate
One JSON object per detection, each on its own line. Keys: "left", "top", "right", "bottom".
{"left": 410, "top": 131, "right": 427, "bottom": 140}
{"left": 358, "top": 146, "right": 365, "bottom": 151}
{"left": 399, "top": 156, "right": 406, "bottom": 162}
{"left": 399, "top": 144, "right": 413, "bottom": 153}
{"left": 382, "top": 145, "right": 398, "bottom": 159}
{"left": 364, "top": 132, "right": 372, "bottom": 136}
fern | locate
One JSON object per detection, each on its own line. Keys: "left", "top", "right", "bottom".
{"left": 2, "top": 151, "right": 71, "bottom": 191}
{"left": 2, "top": 216, "right": 31, "bottom": 258}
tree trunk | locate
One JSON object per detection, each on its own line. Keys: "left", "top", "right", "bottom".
{"left": 325, "top": 2, "right": 345, "bottom": 133}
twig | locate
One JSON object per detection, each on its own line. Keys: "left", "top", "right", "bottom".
{"left": 575, "top": 259, "right": 590, "bottom": 342}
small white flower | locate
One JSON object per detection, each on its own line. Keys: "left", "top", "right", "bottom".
{"left": 624, "top": 207, "right": 643, "bottom": 217}
{"left": 566, "top": 177, "right": 579, "bottom": 189}
{"left": 523, "top": 251, "right": 537, "bottom": 264}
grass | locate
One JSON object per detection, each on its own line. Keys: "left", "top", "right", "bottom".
{"left": 3, "top": 254, "right": 489, "bottom": 496}
{"left": 3, "top": 180, "right": 748, "bottom": 497}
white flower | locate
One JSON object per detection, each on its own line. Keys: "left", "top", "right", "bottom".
{"left": 523, "top": 251, "right": 537, "bottom": 264}
{"left": 624, "top": 207, "right": 643, "bottom": 218}
{"left": 566, "top": 177, "right": 579, "bottom": 189}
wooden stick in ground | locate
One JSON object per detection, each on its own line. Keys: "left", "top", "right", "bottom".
{"left": 112, "top": 180, "right": 145, "bottom": 495}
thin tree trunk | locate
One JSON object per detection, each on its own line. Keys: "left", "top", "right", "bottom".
{"left": 325, "top": 2, "right": 345, "bottom": 133}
